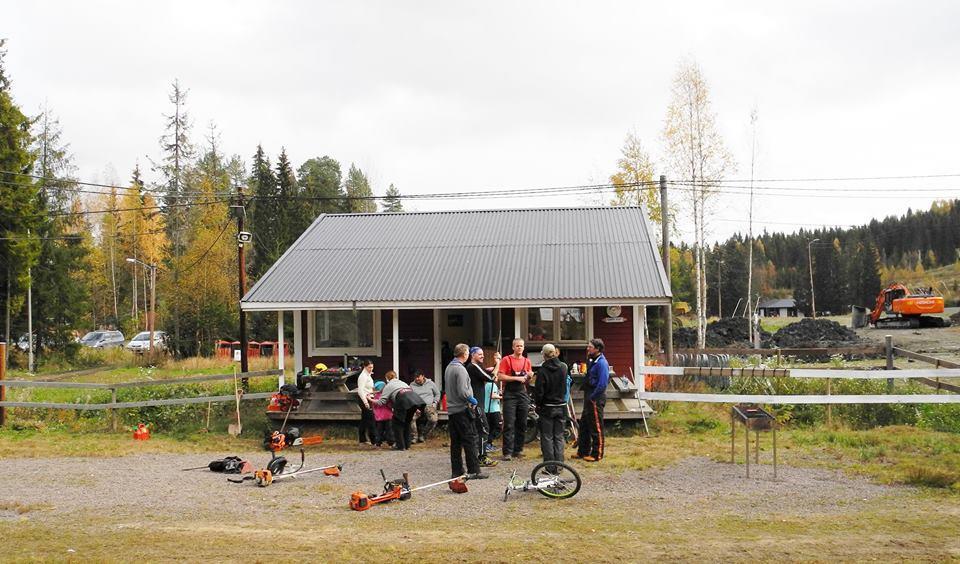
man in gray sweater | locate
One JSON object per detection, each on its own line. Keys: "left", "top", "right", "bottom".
{"left": 444, "top": 343, "right": 487, "bottom": 480}
{"left": 410, "top": 369, "right": 440, "bottom": 442}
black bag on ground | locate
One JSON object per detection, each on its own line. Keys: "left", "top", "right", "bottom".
{"left": 208, "top": 456, "right": 245, "bottom": 473}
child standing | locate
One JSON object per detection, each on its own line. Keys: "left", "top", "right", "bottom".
{"left": 483, "top": 378, "right": 502, "bottom": 453}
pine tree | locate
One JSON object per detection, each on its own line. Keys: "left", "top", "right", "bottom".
{"left": 297, "top": 156, "right": 346, "bottom": 224}
{"left": 382, "top": 183, "right": 404, "bottom": 213}
{"left": 0, "top": 39, "right": 40, "bottom": 354}
{"left": 344, "top": 164, "right": 376, "bottom": 213}
{"left": 248, "top": 145, "right": 279, "bottom": 280}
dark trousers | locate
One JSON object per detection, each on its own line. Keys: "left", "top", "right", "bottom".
{"left": 358, "top": 400, "right": 378, "bottom": 444}
{"left": 448, "top": 410, "right": 480, "bottom": 477}
{"left": 539, "top": 406, "right": 567, "bottom": 463}
{"left": 474, "top": 404, "right": 489, "bottom": 459}
{"left": 392, "top": 406, "right": 418, "bottom": 450}
{"left": 577, "top": 399, "right": 605, "bottom": 459}
{"left": 486, "top": 412, "right": 502, "bottom": 444}
{"left": 501, "top": 392, "right": 530, "bottom": 456}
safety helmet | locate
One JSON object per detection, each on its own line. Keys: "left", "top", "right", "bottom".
{"left": 315, "top": 363, "right": 328, "bottom": 372}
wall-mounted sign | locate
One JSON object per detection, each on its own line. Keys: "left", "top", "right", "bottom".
{"left": 603, "top": 305, "right": 625, "bottom": 323}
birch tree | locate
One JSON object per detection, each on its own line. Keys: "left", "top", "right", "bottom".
{"left": 662, "top": 59, "right": 734, "bottom": 347}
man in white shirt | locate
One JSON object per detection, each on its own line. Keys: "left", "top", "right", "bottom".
{"left": 355, "top": 359, "right": 378, "bottom": 445}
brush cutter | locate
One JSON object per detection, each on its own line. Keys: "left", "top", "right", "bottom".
{"left": 253, "top": 463, "right": 342, "bottom": 487}
{"left": 227, "top": 449, "right": 310, "bottom": 484}
{"left": 349, "top": 470, "right": 468, "bottom": 511}
{"left": 503, "top": 461, "right": 581, "bottom": 502}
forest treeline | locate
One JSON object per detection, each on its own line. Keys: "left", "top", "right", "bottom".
{"left": 671, "top": 199, "right": 960, "bottom": 318}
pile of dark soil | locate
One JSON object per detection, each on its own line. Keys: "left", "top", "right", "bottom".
{"left": 951, "top": 310, "right": 960, "bottom": 324}
{"left": 672, "top": 317, "right": 771, "bottom": 349}
{"left": 771, "top": 318, "right": 861, "bottom": 348}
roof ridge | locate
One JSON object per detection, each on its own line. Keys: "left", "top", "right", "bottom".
{"left": 321, "top": 206, "right": 645, "bottom": 218}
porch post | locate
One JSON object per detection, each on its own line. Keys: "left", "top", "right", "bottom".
{"left": 277, "top": 310, "right": 285, "bottom": 387}
{"left": 293, "top": 310, "right": 303, "bottom": 374}
{"left": 433, "top": 309, "right": 440, "bottom": 384}
{"left": 633, "top": 305, "right": 645, "bottom": 390}
{"left": 392, "top": 308, "right": 400, "bottom": 375}
{"left": 514, "top": 307, "right": 522, "bottom": 340}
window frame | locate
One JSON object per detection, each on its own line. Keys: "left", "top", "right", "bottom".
{"left": 307, "top": 309, "right": 382, "bottom": 357}
{"left": 524, "top": 306, "right": 593, "bottom": 346}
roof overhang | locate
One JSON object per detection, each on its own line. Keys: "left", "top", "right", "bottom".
{"left": 241, "top": 297, "right": 672, "bottom": 312}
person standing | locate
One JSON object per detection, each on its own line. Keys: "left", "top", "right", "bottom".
{"left": 497, "top": 338, "right": 532, "bottom": 461}
{"left": 373, "top": 370, "right": 426, "bottom": 451}
{"left": 533, "top": 343, "right": 568, "bottom": 464}
{"left": 483, "top": 375, "right": 503, "bottom": 454}
{"left": 410, "top": 369, "right": 440, "bottom": 442}
{"left": 444, "top": 343, "right": 487, "bottom": 479}
{"left": 355, "top": 359, "right": 378, "bottom": 446}
{"left": 466, "top": 347, "right": 500, "bottom": 467}
{"left": 575, "top": 339, "right": 609, "bottom": 462}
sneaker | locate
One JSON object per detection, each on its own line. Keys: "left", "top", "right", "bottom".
{"left": 416, "top": 437, "right": 425, "bottom": 443}
{"left": 479, "top": 457, "right": 499, "bottom": 468}
{"left": 582, "top": 456, "right": 599, "bottom": 462}
{"left": 512, "top": 452, "right": 525, "bottom": 459}
{"left": 467, "top": 472, "right": 490, "bottom": 480}
{"left": 570, "top": 453, "right": 584, "bottom": 460}
{"left": 501, "top": 454, "right": 513, "bottom": 462}
{"left": 484, "top": 443, "right": 495, "bottom": 452}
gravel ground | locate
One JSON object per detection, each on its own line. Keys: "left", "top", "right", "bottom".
{"left": 0, "top": 443, "right": 910, "bottom": 524}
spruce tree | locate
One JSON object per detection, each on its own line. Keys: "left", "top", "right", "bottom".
{"left": 344, "top": 164, "right": 376, "bottom": 213}
{"left": 382, "top": 183, "right": 404, "bottom": 213}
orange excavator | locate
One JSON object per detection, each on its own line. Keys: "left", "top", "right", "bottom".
{"left": 868, "top": 283, "right": 951, "bottom": 329}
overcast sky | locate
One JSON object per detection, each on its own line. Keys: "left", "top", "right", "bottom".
{"left": 5, "top": 1, "right": 960, "bottom": 243}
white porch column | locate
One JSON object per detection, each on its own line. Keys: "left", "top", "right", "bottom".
{"left": 633, "top": 305, "right": 646, "bottom": 391}
{"left": 392, "top": 308, "right": 400, "bottom": 375}
{"left": 433, "top": 309, "right": 441, "bottom": 384}
{"left": 514, "top": 307, "right": 522, "bottom": 340}
{"left": 277, "top": 310, "right": 285, "bottom": 388}
{"left": 293, "top": 310, "right": 303, "bottom": 375}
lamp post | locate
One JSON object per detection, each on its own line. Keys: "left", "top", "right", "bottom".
{"left": 807, "top": 238, "right": 820, "bottom": 319}
{"left": 126, "top": 258, "right": 157, "bottom": 359}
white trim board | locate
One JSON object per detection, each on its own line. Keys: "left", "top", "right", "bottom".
{"left": 639, "top": 392, "right": 960, "bottom": 404}
{"left": 641, "top": 366, "right": 960, "bottom": 380}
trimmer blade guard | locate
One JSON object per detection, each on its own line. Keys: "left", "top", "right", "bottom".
{"left": 449, "top": 478, "right": 468, "bottom": 494}
{"left": 324, "top": 465, "right": 342, "bottom": 477}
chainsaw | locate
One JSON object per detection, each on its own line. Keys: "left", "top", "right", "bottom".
{"left": 349, "top": 470, "right": 468, "bottom": 511}
{"left": 265, "top": 428, "right": 324, "bottom": 452}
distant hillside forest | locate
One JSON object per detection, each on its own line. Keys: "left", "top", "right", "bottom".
{"left": 670, "top": 199, "right": 960, "bottom": 317}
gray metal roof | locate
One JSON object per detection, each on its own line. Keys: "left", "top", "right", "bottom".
{"left": 241, "top": 206, "right": 671, "bottom": 310}
{"left": 758, "top": 298, "right": 797, "bottom": 309}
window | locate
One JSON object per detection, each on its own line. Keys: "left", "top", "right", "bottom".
{"left": 309, "top": 310, "right": 381, "bottom": 356}
{"left": 526, "top": 307, "right": 589, "bottom": 344}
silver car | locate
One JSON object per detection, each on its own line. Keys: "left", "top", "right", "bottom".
{"left": 80, "top": 330, "right": 125, "bottom": 348}
{"left": 125, "top": 331, "right": 167, "bottom": 353}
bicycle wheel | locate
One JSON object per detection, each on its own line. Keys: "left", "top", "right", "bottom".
{"left": 530, "top": 461, "right": 581, "bottom": 499}
{"left": 524, "top": 418, "right": 539, "bottom": 444}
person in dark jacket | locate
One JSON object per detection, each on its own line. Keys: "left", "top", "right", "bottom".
{"left": 533, "top": 343, "right": 568, "bottom": 464}
{"left": 373, "top": 371, "right": 426, "bottom": 451}
{"left": 575, "top": 338, "right": 609, "bottom": 462}
{"left": 465, "top": 346, "right": 500, "bottom": 467}
{"left": 444, "top": 343, "right": 488, "bottom": 480}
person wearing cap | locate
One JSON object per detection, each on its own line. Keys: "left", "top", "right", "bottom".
{"left": 532, "top": 343, "right": 569, "bottom": 465}
{"left": 410, "top": 369, "right": 440, "bottom": 442}
{"left": 575, "top": 338, "right": 610, "bottom": 462}
{"left": 465, "top": 346, "right": 501, "bottom": 467}
{"left": 370, "top": 380, "right": 394, "bottom": 448}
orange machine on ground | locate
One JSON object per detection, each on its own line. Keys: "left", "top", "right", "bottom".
{"left": 868, "top": 283, "right": 950, "bottom": 329}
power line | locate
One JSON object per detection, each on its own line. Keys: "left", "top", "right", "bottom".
{"left": 178, "top": 219, "right": 232, "bottom": 274}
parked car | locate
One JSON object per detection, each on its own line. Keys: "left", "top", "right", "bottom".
{"left": 16, "top": 333, "right": 31, "bottom": 352}
{"left": 79, "top": 330, "right": 125, "bottom": 348}
{"left": 125, "top": 331, "right": 167, "bottom": 353}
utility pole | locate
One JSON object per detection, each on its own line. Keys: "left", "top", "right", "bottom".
{"left": 660, "top": 175, "right": 673, "bottom": 365}
{"left": 808, "top": 238, "right": 820, "bottom": 319}
{"left": 27, "top": 231, "right": 33, "bottom": 373}
{"left": 717, "top": 258, "right": 724, "bottom": 318}
{"left": 234, "top": 188, "right": 250, "bottom": 381}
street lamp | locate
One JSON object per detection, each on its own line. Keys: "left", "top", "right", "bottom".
{"left": 126, "top": 257, "right": 157, "bottom": 358}
{"left": 717, "top": 259, "right": 725, "bottom": 318}
{"left": 807, "top": 239, "right": 820, "bottom": 319}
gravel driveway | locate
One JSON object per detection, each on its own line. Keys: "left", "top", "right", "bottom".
{"left": 0, "top": 443, "right": 909, "bottom": 524}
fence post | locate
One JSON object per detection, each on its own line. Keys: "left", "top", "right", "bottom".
{"left": 885, "top": 335, "right": 894, "bottom": 393}
{"left": 0, "top": 341, "right": 6, "bottom": 427}
{"left": 110, "top": 387, "right": 117, "bottom": 432}
{"left": 826, "top": 378, "right": 832, "bottom": 427}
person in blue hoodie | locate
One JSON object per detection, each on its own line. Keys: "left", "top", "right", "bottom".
{"left": 574, "top": 338, "right": 609, "bottom": 462}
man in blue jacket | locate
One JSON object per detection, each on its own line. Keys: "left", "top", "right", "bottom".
{"left": 575, "top": 338, "right": 609, "bottom": 462}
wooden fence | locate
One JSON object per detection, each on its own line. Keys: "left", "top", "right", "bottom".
{"left": 0, "top": 367, "right": 283, "bottom": 429}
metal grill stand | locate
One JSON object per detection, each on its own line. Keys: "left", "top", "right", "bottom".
{"left": 730, "top": 403, "right": 778, "bottom": 480}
